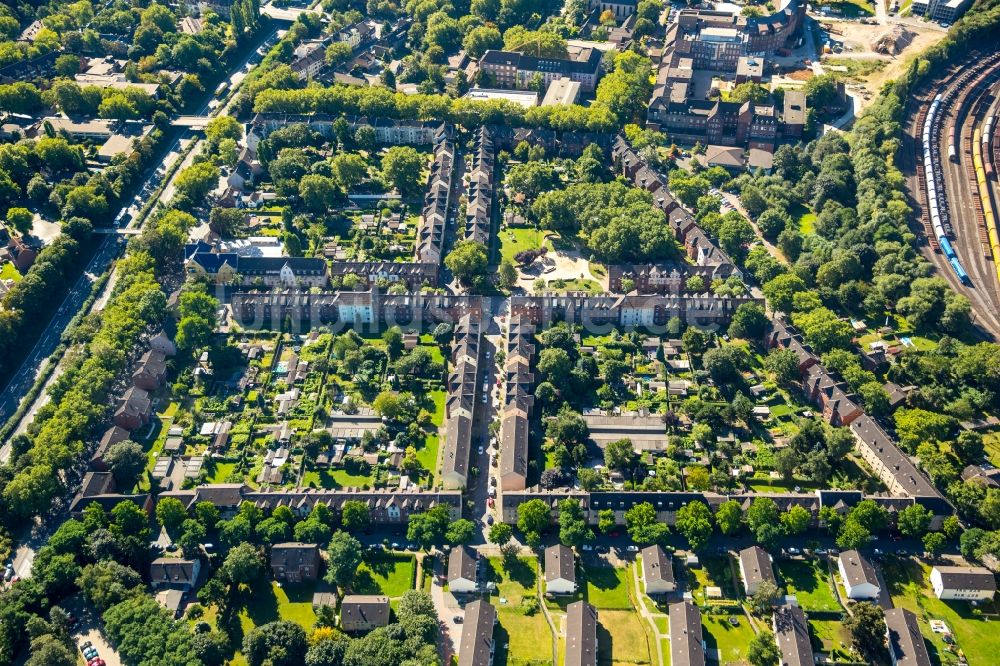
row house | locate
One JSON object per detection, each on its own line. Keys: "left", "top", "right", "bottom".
{"left": 251, "top": 113, "right": 451, "bottom": 146}
{"left": 801, "top": 364, "right": 863, "bottom": 427}
{"left": 230, "top": 290, "right": 484, "bottom": 332}
{"left": 464, "top": 127, "right": 495, "bottom": 246}
{"left": 132, "top": 350, "right": 168, "bottom": 391}
{"left": 416, "top": 138, "right": 456, "bottom": 265}
{"left": 767, "top": 318, "right": 947, "bottom": 511}
{"left": 611, "top": 135, "right": 736, "bottom": 274}
{"left": 161, "top": 484, "right": 463, "bottom": 523}
{"left": 290, "top": 40, "right": 329, "bottom": 80}
{"left": 185, "top": 243, "right": 329, "bottom": 289}
{"left": 500, "top": 487, "right": 952, "bottom": 529}
{"left": 508, "top": 293, "right": 760, "bottom": 330}
{"left": 607, "top": 262, "right": 737, "bottom": 295}
{"left": 500, "top": 317, "right": 535, "bottom": 492}
{"left": 328, "top": 261, "right": 440, "bottom": 290}
{"left": 478, "top": 47, "right": 604, "bottom": 93}
{"left": 442, "top": 315, "right": 482, "bottom": 490}
{"left": 490, "top": 125, "right": 614, "bottom": 157}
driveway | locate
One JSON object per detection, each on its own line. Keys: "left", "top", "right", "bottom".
{"left": 65, "top": 596, "right": 122, "bottom": 666}
{"left": 430, "top": 554, "right": 462, "bottom": 661}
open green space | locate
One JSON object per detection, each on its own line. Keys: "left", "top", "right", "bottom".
{"left": 354, "top": 551, "right": 415, "bottom": 598}
{"left": 584, "top": 565, "right": 632, "bottom": 610}
{"left": 702, "top": 611, "right": 757, "bottom": 666}
{"left": 0, "top": 262, "right": 21, "bottom": 282}
{"left": 487, "top": 556, "right": 553, "bottom": 666}
{"left": 776, "top": 559, "right": 841, "bottom": 612}
{"left": 808, "top": 618, "right": 853, "bottom": 661}
{"left": 301, "top": 467, "right": 374, "bottom": 489}
{"left": 499, "top": 227, "right": 548, "bottom": 265}
{"left": 983, "top": 430, "right": 1000, "bottom": 467}
{"left": 822, "top": 0, "right": 875, "bottom": 15}
{"left": 883, "top": 556, "right": 1000, "bottom": 666}
{"left": 792, "top": 203, "right": 816, "bottom": 235}
{"left": 598, "top": 609, "right": 653, "bottom": 666}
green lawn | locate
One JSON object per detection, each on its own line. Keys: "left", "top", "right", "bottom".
{"left": 791, "top": 203, "right": 816, "bottom": 235}
{"left": 353, "top": 552, "right": 415, "bottom": 598}
{"left": 983, "top": 431, "right": 1000, "bottom": 467}
{"left": 883, "top": 556, "right": 1000, "bottom": 666}
{"left": 0, "top": 261, "right": 21, "bottom": 282}
{"left": 499, "top": 227, "right": 547, "bottom": 265}
{"left": 598, "top": 609, "right": 653, "bottom": 665}
{"left": 584, "top": 566, "right": 631, "bottom": 609}
{"left": 538, "top": 278, "right": 602, "bottom": 293}
{"left": 688, "top": 556, "right": 738, "bottom": 604}
{"left": 702, "top": 612, "right": 756, "bottom": 666}
{"left": 776, "top": 559, "right": 841, "bottom": 612}
{"left": 301, "top": 468, "right": 373, "bottom": 489}
{"left": 823, "top": 0, "right": 875, "bottom": 15}
{"left": 214, "top": 580, "right": 319, "bottom": 665}
{"left": 206, "top": 462, "right": 237, "bottom": 484}
{"left": 487, "top": 557, "right": 553, "bottom": 666}
{"left": 808, "top": 618, "right": 853, "bottom": 660}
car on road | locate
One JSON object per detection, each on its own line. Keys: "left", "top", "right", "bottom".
{"left": 391, "top": 542, "right": 399, "bottom": 549}
{"left": 625, "top": 545, "right": 639, "bottom": 553}
{"left": 581, "top": 544, "right": 593, "bottom": 552}
{"left": 477, "top": 446, "right": 484, "bottom": 456}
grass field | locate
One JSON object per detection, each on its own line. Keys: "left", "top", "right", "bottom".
{"left": 354, "top": 552, "right": 415, "bottom": 597}
{"left": 584, "top": 566, "right": 631, "bottom": 609}
{"left": 0, "top": 262, "right": 20, "bottom": 282}
{"left": 883, "top": 556, "right": 1000, "bottom": 666}
{"left": 822, "top": 0, "right": 874, "bottom": 15}
{"left": 776, "top": 559, "right": 841, "bottom": 612}
{"left": 983, "top": 431, "right": 1000, "bottom": 467}
{"left": 789, "top": 203, "right": 816, "bottom": 236}
{"left": 808, "top": 618, "right": 852, "bottom": 660}
{"left": 702, "top": 612, "right": 756, "bottom": 666}
{"left": 487, "top": 557, "right": 553, "bottom": 666}
{"left": 301, "top": 468, "right": 373, "bottom": 489}
{"left": 212, "top": 580, "right": 320, "bottom": 665}
{"left": 598, "top": 609, "right": 653, "bottom": 665}
{"left": 499, "top": 227, "right": 548, "bottom": 265}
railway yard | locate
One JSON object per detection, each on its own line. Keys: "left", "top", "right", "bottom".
{"left": 904, "top": 51, "right": 1000, "bottom": 339}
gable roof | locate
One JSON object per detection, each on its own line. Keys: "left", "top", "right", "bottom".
{"left": 884, "top": 608, "right": 931, "bottom": 666}
{"left": 641, "top": 544, "right": 675, "bottom": 588}
{"left": 739, "top": 546, "right": 775, "bottom": 589}
{"left": 544, "top": 544, "right": 576, "bottom": 584}
{"left": 565, "top": 601, "right": 598, "bottom": 666}
{"left": 838, "top": 550, "right": 879, "bottom": 589}
{"left": 458, "top": 600, "right": 496, "bottom": 666}
{"left": 669, "top": 601, "right": 705, "bottom": 666}
{"left": 932, "top": 566, "right": 997, "bottom": 592}
{"left": 773, "top": 605, "right": 814, "bottom": 666}
{"left": 448, "top": 545, "right": 478, "bottom": 583}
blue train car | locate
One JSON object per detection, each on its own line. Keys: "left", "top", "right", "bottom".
{"left": 939, "top": 236, "right": 957, "bottom": 259}
{"left": 950, "top": 256, "right": 971, "bottom": 285}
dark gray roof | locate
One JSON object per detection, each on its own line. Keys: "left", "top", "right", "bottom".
{"left": 340, "top": 595, "right": 389, "bottom": 631}
{"left": 933, "top": 566, "right": 997, "bottom": 592}
{"left": 884, "top": 608, "right": 931, "bottom": 666}
{"left": 839, "top": 550, "right": 879, "bottom": 589}
{"left": 565, "top": 601, "right": 598, "bottom": 666}
{"left": 458, "top": 600, "right": 496, "bottom": 666}
{"left": 640, "top": 544, "right": 674, "bottom": 589}
{"left": 150, "top": 558, "right": 198, "bottom": 585}
{"left": 773, "top": 605, "right": 814, "bottom": 666}
{"left": 544, "top": 544, "right": 576, "bottom": 584}
{"left": 448, "top": 545, "right": 478, "bottom": 583}
{"left": 669, "top": 602, "right": 705, "bottom": 666}
{"left": 739, "top": 546, "right": 776, "bottom": 589}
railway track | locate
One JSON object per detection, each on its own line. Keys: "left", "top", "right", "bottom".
{"left": 902, "top": 53, "right": 1000, "bottom": 339}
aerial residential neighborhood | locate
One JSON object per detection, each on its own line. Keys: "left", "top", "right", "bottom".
{"left": 0, "top": 0, "right": 998, "bottom": 665}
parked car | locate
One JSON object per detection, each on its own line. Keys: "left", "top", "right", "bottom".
{"left": 626, "top": 545, "right": 639, "bottom": 553}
